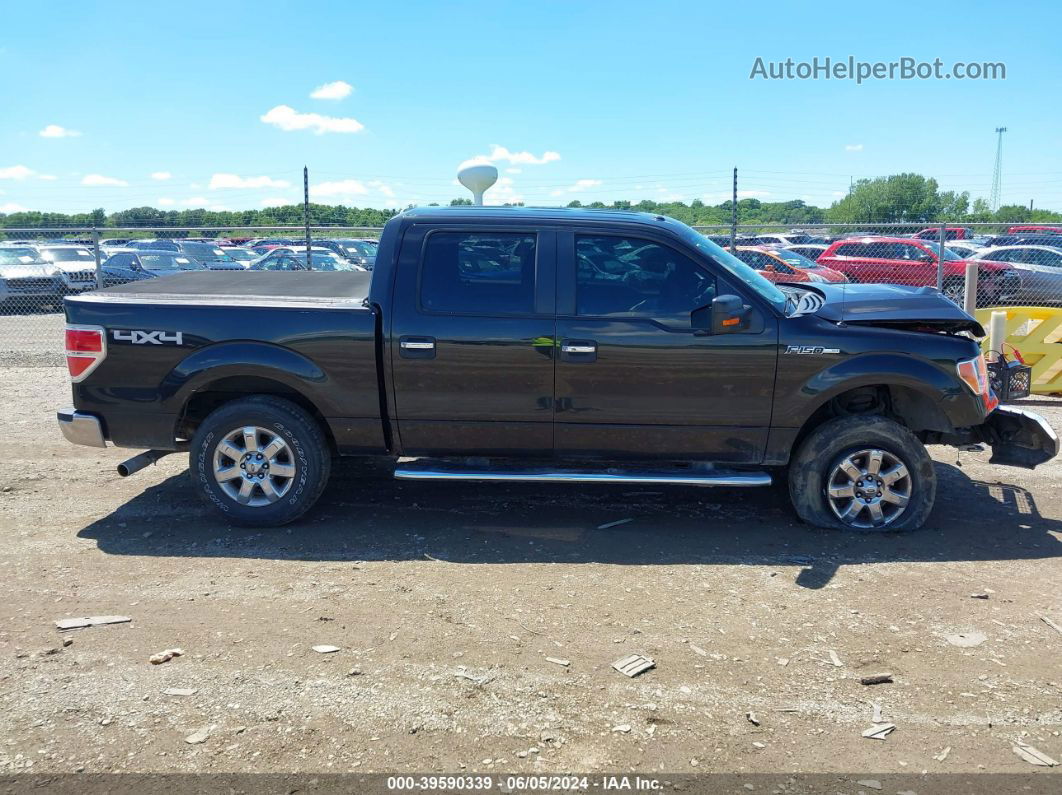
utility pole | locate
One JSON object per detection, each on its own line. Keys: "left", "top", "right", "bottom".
{"left": 303, "top": 165, "right": 311, "bottom": 270}
{"left": 730, "top": 167, "right": 737, "bottom": 253}
{"left": 1030, "top": 199, "right": 1034, "bottom": 211}
{"left": 990, "top": 127, "right": 1006, "bottom": 211}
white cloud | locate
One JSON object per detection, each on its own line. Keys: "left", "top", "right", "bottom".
{"left": 81, "top": 174, "right": 129, "bottom": 186}
{"left": 38, "top": 174, "right": 57, "bottom": 181}
{"left": 157, "top": 198, "right": 175, "bottom": 206}
{"left": 39, "top": 124, "right": 81, "bottom": 138}
{"left": 0, "top": 165, "right": 35, "bottom": 180}
{"left": 845, "top": 144, "right": 864, "bottom": 152}
{"left": 151, "top": 171, "right": 173, "bottom": 181}
{"left": 367, "top": 180, "right": 395, "bottom": 198}
{"left": 260, "top": 105, "right": 365, "bottom": 134}
{"left": 550, "top": 178, "right": 602, "bottom": 196}
{"left": 209, "top": 173, "right": 291, "bottom": 190}
{"left": 260, "top": 197, "right": 292, "bottom": 207}
{"left": 182, "top": 197, "right": 210, "bottom": 206}
{"left": 310, "top": 179, "right": 368, "bottom": 197}
{"left": 310, "top": 80, "right": 353, "bottom": 100}
{"left": 0, "top": 202, "right": 29, "bottom": 213}
{"left": 459, "top": 145, "right": 560, "bottom": 170}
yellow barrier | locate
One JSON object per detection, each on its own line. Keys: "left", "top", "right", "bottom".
{"left": 975, "top": 306, "right": 1062, "bottom": 395}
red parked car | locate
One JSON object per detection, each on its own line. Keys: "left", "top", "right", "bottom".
{"left": 912, "top": 227, "right": 975, "bottom": 241}
{"left": 1006, "top": 225, "right": 1062, "bottom": 235}
{"left": 817, "top": 236, "right": 1021, "bottom": 306}
{"left": 732, "top": 246, "right": 848, "bottom": 284}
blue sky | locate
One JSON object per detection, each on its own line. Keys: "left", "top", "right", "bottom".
{"left": 2, "top": 0, "right": 1060, "bottom": 214}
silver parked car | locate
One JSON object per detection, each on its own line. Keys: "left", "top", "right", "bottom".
{"left": 0, "top": 246, "right": 63, "bottom": 312}
{"left": 970, "top": 245, "right": 1062, "bottom": 305}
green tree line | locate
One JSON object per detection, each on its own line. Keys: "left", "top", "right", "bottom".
{"left": 1, "top": 174, "right": 1060, "bottom": 232}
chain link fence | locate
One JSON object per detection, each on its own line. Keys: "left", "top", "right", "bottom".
{"left": 2, "top": 221, "right": 1061, "bottom": 366}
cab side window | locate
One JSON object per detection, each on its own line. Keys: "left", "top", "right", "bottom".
{"left": 420, "top": 232, "right": 536, "bottom": 315}
{"left": 575, "top": 236, "right": 715, "bottom": 327}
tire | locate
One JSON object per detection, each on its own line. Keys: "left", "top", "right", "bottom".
{"left": 788, "top": 415, "right": 935, "bottom": 532}
{"left": 189, "top": 395, "right": 331, "bottom": 527}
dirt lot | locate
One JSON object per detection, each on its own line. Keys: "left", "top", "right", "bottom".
{"left": 1, "top": 366, "right": 1060, "bottom": 778}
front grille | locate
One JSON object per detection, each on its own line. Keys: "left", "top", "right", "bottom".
{"left": 66, "top": 269, "right": 96, "bottom": 282}
{"left": 7, "top": 277, "right": 56, "bottom": 292}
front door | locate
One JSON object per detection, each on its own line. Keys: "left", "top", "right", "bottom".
{"left": 389, "top": 225, "right": 557, "bottom": 456}
{"left": 554, "top": 231, "right": 778, "bottom": 463}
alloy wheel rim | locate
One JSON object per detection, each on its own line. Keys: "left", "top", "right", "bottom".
{"left": 212, "top": 425, "right": 296, "bottom": 507}
{"left": 826, "top": 448, "right": 911, "bottom": 529}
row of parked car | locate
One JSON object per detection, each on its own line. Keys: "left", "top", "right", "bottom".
{"left": 0, "top": 238, "right": 378, "bottom": 311}
{"left": 712, "top": 225, "right": 1062, "bottom": 307}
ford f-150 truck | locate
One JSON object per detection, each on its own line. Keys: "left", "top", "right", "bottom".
{"left": 57, "top": 207, "right": 1058, "bottom": 532}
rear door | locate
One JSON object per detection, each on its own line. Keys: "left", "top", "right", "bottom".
{"left": 389, "top": 225, "right": 557, "bottom": 455}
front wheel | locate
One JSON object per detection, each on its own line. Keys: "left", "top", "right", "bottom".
{"left": 190, "top": 395, "right": 331, "bottom": 526}
{"left": 788, "top": 415, "right": 936, "bottom": 532}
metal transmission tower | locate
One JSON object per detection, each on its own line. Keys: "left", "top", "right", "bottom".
{"left": 990, "top": 127, "right": 1007, "bottom": 211}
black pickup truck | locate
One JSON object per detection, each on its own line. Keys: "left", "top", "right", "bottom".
{"left": 57, "top": 207, "right": 1057, "bottom": 531}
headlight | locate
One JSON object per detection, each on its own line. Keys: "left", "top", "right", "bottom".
{"left": 957, "top": 354, "right": 999, "bottom": 412}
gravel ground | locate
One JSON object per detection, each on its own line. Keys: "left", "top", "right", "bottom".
{"left": 0, "top": 311, "right": 64, "bottom": 367}
{"left": 1, "top": 366, "right": 1060, "bottom": 777}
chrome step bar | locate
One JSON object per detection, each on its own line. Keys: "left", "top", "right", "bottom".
{"left": 394, "top": 465, "right": 771, "bottom": 488}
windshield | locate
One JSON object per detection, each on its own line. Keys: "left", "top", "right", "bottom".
{"left": 675, "top": 227, "right": 786, "bottom": 311}
{"left": 223, "top": 248, "right": 257, "bottom": 261}
{"left": 42, "top": 247, "right": 95, "bottom": 263}
{"left": 922, "top": 242, "right": 963, "bottom": 261}
{"left": 0, "top": 247, "right": 47, "bottom": 266}
{"left": 181, "top": 243, "right": 232, "bottom": 261}
{"left": 309, "top": 253, "right": 357, "bottom": 271}
{"left": 140, "top": 254, "right": 206, "bottom": 271}
{"left": 339, "top": 240, "right": 376, "bottom": 256}
{"left": 773, "top": 249, "right": 821, "bottom": 269}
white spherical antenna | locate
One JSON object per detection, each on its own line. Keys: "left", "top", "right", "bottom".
{"left": 457, "top": 164, "right": 498, "bottom": 206}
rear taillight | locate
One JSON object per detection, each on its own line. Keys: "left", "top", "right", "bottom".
{"left": 957, "top": 353, "right": 999, "bottom": 413}
{"left": 65, "top": 325, "right": 106, "bottom": 382}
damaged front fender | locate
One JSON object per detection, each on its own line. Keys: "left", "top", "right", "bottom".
{"left": 975, "top": 406, "right": 1059, "bottom": 469}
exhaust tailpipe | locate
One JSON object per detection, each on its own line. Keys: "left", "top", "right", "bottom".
{"left": 117, "top": 450, "right": 174, "bottom": 477}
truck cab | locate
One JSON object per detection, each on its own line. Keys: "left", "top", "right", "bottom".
{"left": 58, "top": 208, "right": 1058, "bottom": 532}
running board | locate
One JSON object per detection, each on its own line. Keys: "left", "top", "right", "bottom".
{"left": 394, "top": 462, "right": 771, "bottom": 488}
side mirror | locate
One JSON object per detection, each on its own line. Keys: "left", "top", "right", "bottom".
{"left": 711, "top": 294, "right": 751, "bottom": 334}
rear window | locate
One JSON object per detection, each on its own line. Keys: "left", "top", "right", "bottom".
{"left": 420, "top": 232, "right": 536, "bottom": 315}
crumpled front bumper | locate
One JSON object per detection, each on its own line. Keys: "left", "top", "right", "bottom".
{"left": 977, "top": 405, "right": 1059, "bottom": 469}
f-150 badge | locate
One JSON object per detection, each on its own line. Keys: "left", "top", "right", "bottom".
{"left": 785, "top": 345, "right": 840, "bottom": 355}
{"left": 112, "top": 329, "right": 184, "bottom": 345}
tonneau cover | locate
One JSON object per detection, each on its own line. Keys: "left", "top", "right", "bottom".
{"left": 66, "top": 271, "right": 372, "bottom": 308}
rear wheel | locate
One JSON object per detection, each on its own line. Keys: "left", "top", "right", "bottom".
{"left": 788, "top": 415, "right": 935, "bottom": 532}
{"left": 190, "top": 395, "right": 331, "bottom": 526}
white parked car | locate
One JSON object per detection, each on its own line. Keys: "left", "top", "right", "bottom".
{"left": 969, "top": 245, "right": 1062, "bottom": 305}
{"left": 943, "top": 241, "right": 986, "bottom": 259}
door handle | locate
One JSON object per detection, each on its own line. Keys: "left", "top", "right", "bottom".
{"left": 560, "top": 339, "right": 597, "bottom": 362}
{"left": 399, "top": 336, "right": 436, "bottom": 359}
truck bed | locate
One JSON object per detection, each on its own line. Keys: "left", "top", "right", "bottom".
{"left": 64, "top": 270, "right": 383, "bottom": 454}
{"left": 70, "top": 271, "right": 372, "bottom": 309}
